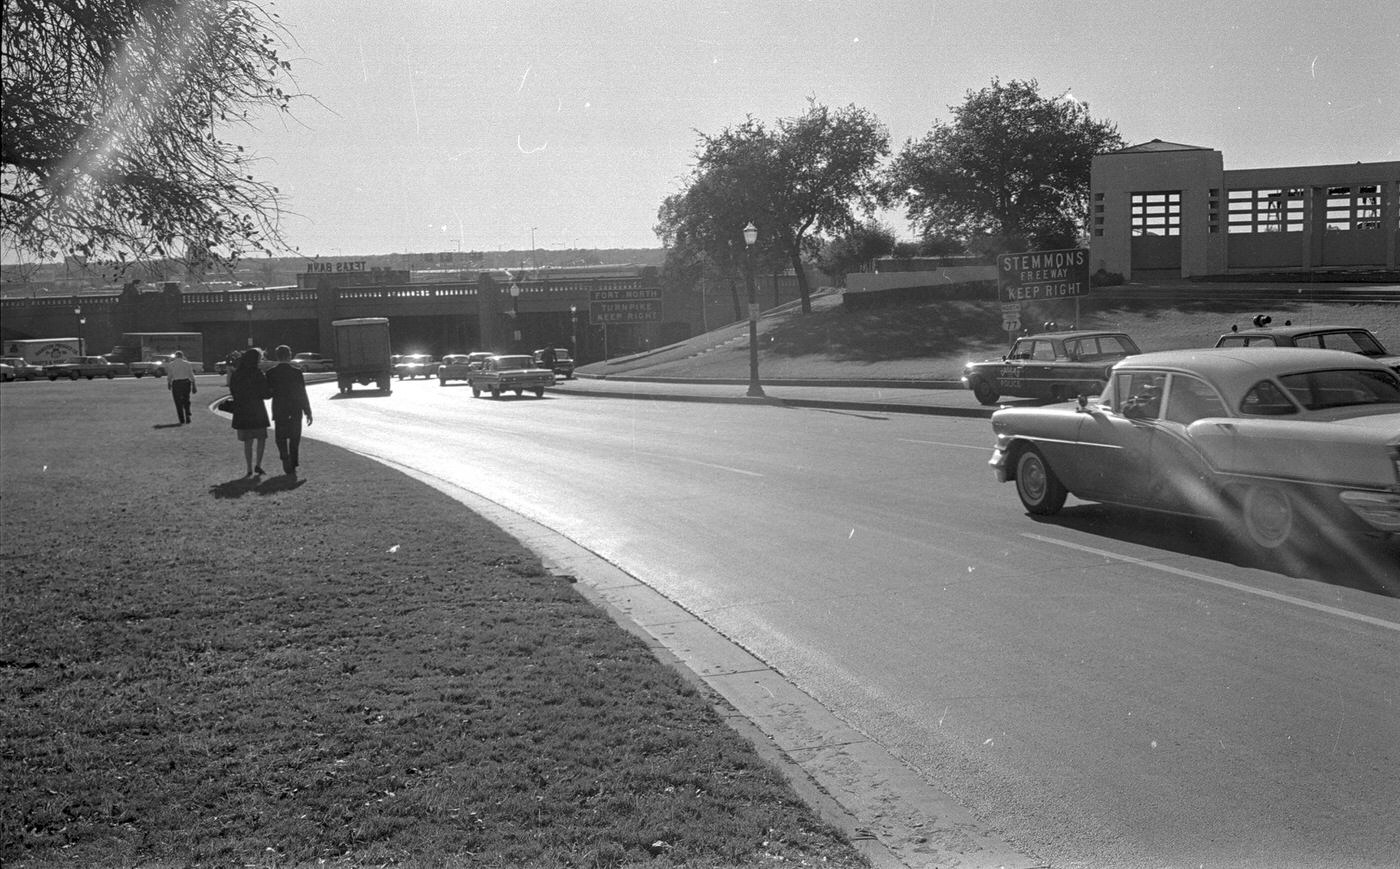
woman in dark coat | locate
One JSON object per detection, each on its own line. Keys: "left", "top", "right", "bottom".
{"left": 228, "top": 347, "right": 272, "bottom": 476}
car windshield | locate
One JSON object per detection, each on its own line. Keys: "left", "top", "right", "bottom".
{"left": 496, "top": 356, "right": 534, "bottom": 369}
{"left": 1276, "top": 368, "right": 1400, "bottom": 411}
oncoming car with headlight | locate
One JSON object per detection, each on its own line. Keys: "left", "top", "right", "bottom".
{"left": 988, "top": 347, "right": 1400, "bottom": 552}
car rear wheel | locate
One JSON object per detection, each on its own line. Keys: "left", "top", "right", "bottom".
{"left": 1015, "top": 446, "right": 1067, "bottom": 515}
{"left": 1239, "top": 484, "right": 1294, "bottom": 550}
{"left": 471, "top": 386, "right": 481, "bottom": 397}
{"left": 970, "top": 377, "right": 999, "bottom": 406}
{"left": 534, "top": 388, "right": 545, "bottom": 397}
{"left": 70, "top": 371, "right": 81, "bottom": 380}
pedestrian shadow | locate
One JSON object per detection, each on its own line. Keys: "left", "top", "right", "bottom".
{"left": 153, "top": 422, "right": 184, "bottom": 429}
{"left": 209, "top": 474, "right": 306, "bottom": 499}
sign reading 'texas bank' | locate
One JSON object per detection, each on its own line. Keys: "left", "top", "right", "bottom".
{"left": 996, "top": 248, "right": 1089, "bottom": 303}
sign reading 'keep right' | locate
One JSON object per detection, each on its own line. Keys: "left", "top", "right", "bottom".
{"left": 996, "top": 248, "right": 1090, "bottom": 303}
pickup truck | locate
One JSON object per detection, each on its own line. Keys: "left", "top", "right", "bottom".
{"left": 466, "top": 354, "right": 556, "bottom": 398}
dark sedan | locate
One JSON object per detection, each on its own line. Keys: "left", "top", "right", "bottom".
{"left": 962, "top": 330, "right": 1141, "bottom": 405}
{"left": 45, "top": 356, "right": 117, "bottom": 380}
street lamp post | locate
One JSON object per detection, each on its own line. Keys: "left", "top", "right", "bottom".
{"left": 245, "top": 303, "right": 254, "bottom": 347}
{"left": 570, "top": 305, "right": 578, "bottom": 356}
{"left": 742, "top": 222, "right": 764, "bottom": 397}
{"left": 73, "top": 307, "right": 84, "bottom": 354}
{"left": 509, "top": 283, "right": 522, "bottom": 349}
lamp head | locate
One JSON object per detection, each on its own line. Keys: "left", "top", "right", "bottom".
{"left": 743, "top": 222, "right": 757, "bottom": 246}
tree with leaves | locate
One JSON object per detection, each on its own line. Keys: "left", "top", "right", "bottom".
{"left": 885, "top": 78, "right": 1123, "bottom": 252}
{"left": 763, "top": 102, "right": 889, "bottom": 312}
{"left": 816, "top": 219, "right": 896, "bottom": 283}
{"left": 658, "top": 102, "right": 889, "bottom": 316}
{"left": 1, "top": 0, "right": 297, "bottom": 270}
{"left": 656, "top": 118, "right": 777, "bottom": 323}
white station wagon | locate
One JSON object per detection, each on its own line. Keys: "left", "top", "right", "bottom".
{"left": 989, "top": 347, "right": 1400, "bottom": 552}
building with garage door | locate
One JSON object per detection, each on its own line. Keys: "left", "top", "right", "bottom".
{"left": 1090, "top": 140, "right": 1399, "bottom": 280}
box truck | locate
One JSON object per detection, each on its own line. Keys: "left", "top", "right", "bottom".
{"left": 332, "top": 318, "right": 393, "bottom": 393}
{"left": 3, "top": 338, "right": 84, "bottom": 363}
{"left": 106, "top": 332, "right": 205, "bottom": 376}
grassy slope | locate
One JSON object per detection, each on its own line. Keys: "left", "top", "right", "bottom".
{"left": 0, "top": 384, "right": 867, "bottom": 868}
{"left": 601, "top": 291, "right": 1400, "bottom": 382}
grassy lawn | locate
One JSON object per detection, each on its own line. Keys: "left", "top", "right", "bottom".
{"left": 617, "top": 291, "right": 1400, "bottom": 381}
{"left": 0, "top": 384, "right": 868, "bottom": 868}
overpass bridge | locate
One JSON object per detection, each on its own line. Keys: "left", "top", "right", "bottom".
{"left": 0, "top": 270, "right": 695, "bottom": 364}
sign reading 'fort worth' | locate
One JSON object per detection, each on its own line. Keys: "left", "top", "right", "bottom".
{"left": 590, "top": 287, "right": 661, "bottom": 323}
{"left": 995, "top": 248, "right": 1089, "bottom": 303}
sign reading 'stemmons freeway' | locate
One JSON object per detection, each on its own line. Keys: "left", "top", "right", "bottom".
{"left": 995, "top": 248, "right": 1090, "bottom": 303}
{"left": 590, "top": 287, "right": 661, "bottom": 323}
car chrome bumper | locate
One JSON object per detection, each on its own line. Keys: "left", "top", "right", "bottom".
{"left": 1339, "top": 491, "right": 1400, "bottom": 534}
{"left": 990, "top": 448, "right": 1010, "bottom": 482}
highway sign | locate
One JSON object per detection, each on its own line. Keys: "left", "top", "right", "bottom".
{"left": 590, "top": 287, "right": 661, "bottom": 323}
{"left": 996, "top": 248, "right": 1090, "bottom": 303}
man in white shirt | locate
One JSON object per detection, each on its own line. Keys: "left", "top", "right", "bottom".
{"left": 165, "top": 350, "right": 198, "bottom": 424}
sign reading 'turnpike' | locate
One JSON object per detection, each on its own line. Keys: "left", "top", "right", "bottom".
{"left": 995, "top": 248, "right": 1089, "bottom": 303}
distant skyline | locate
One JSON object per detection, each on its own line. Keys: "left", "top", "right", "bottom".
{"left": 17, "top": 0, "right": 1400, "bottom": 263}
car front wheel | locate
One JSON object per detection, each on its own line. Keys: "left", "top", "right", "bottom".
{"left": 70, "top": 371, "right": 81, "bottom": 380}
{"left": 1239, "top": 484, "right": 1294, "bottom": 550}
{"left": 971, "top": 377, "right": 999, "bottom": 406}
{"left": 1015, "top": 446, "right": 1067, "bottom": 515}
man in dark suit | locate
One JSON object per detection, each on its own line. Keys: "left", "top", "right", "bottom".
{"left": 265, "top": 344, "right": 313, "bottom": 476}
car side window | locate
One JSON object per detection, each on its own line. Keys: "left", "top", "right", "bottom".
{"left": 1030, "top": 341, "right": 1056, "bottom": 362}
{"left": 1008, "top": 341, "right": 1032, "bottom": 360}
{"left": 1293, "top": 335, "right": 1323, "bottom": 349}
{"left": 1164, "top": 375, "right": 1228, "bottom": 424}
{"left": 1239, "top": 380, "right": 1297, "bottom": 415}
{"left": 1117, "top": 371, "right": 1166, "bottom": 419}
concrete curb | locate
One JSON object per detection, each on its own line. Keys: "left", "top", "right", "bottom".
{"left": 358, "top": 455, "right": 1042, "bottom": 869}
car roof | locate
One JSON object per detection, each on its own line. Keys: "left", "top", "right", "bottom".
{"left": 1014, "top": 330, "right": 1132, "bottom": 341}
{"left": 1221, "top": 324, "right": 1376, "bottom": 338}
{"left": 1118, "top": 347, "right": 1390, "bottom": 379}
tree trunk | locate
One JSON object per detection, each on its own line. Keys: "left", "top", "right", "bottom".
{"left": 788, "top": 248, "right": 811, "bottom": 314}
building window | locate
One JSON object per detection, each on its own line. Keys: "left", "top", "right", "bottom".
{"left": 1321, "top": 184, "right": 1386, "bottom": 231}
{"left": 1227, "top": 188, "right": 1304, "bottom": 234}
{"left": 1130, "top": 191, "right": 1181, "bottom": 236}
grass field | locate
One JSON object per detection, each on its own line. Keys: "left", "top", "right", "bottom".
{"left": 598, "top": 289, "right": 1400, "bottom": 382}
{"left": 0, "top": 384, "right": 868, "bottom": 868}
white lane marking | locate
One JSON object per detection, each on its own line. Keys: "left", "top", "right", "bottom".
{"left": 898, "top": 438, "right": 990, "bottom": 451}
{"left": 1024, "top": 533, "right": 1400, "bottom": 633}
{"left": 632, "top": 450, "right": 764, "bottom": 478}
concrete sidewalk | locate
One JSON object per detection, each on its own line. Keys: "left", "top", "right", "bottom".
{"left": 553, "top": 374, "right": 1009, "bottom": 418}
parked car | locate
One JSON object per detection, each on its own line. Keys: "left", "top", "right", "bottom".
{"left": 392, "top": 353, "right": 438, "bottom": 380}
{"left": 0, "top": 362, "right": 12, "bottom": 382}
{"left": 534, "top": 347, "right": 576, "bottom": 379}
{"left": 466, "top": 354, "right": 556, "bottom": 398}
{"left": 45, "top": 356, "right": 117, "bottom": 380}
{"left": 291, "top": 352, "right": 335, "bottom": 372}
{"left": 988, "top": 347, "right": 1400, "bottom": 551}
{"left": 962, "top": 330, "right": 1141, "bottom": 406}
{"left": 437, "top": 352, "right": 492, "bottom": 385}
{"left": 1215, "top": 321, "right": 1400, "bottom": 375}
{"left": 0, "top": 356, "right": 46, "bottom": 381}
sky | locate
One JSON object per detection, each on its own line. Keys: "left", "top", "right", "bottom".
{"left": 234, "top": 0, "right": 1400, "bottom": 258}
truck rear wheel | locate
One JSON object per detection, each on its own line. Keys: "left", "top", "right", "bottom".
{"left": 534, "top": 388, "right": 545, "bottom": 397}
{"left": 472, "top": 386, "right": 481, "bottom": 397}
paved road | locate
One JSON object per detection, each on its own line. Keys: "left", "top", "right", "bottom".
{"left": 302, "top": 377, "right": 1400, "bottom": 869}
